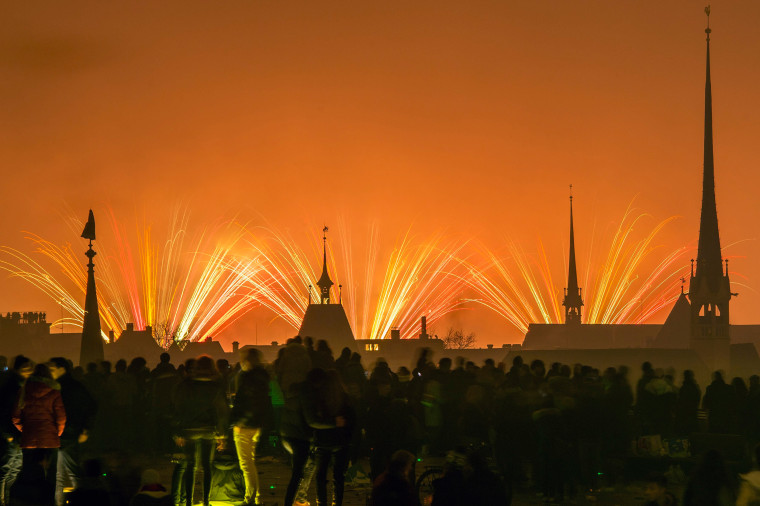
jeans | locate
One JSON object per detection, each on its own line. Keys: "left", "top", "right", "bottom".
{"left": 282, "top": 437, "right": 311, "bottom": 506}
{"left": 0, "top": 441, "right": 22, "bottom": 505}
{"left": 233, "top": 427, "right": 261, "bottom": 505}
{"left": 314, "top": 446, "right": 349, "bottom": 506}
{"left": 55, "top": 441, "right": 80, "bottom": 506}
{"left": 172, "top": 435, "right": 215, "bottom": 506}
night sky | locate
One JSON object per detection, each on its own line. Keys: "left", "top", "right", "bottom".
{"left": 2, "top": 2, "right": 759, "bottom": 348}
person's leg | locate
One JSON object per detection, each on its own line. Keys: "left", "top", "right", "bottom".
{"left": 1, "top": 441, "right": 22, "bottom": 505}
{"left": 235, "top": 427, "right": 262, "bottom": 505}
{"left": 200, "top": 438, "right": 214, "bottom": 506}
{"left": 282, "top": 438, "right": 309, "bottom": 506}
{"left": 295, "top": 446, "right": 317, "bottom": 505}
{"left": 313, "top": 447, "right": 330, "bottom": 506}
{"left": 183, "top": 439, "right": 198, "bottom": 506}
{"left": 55, "top": 443, "right": 79, "bottom": 506}
{"left": 43, "top": 449, "right": 57, "bottom": 490}
{"left": 332, "top": 446, "right": 350, "bottom": 506}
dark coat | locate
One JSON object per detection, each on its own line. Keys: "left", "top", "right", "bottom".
{"left": 12, "top": 376, "right": 66, "bottom": 449}
{"left": 172, "top": 376, "right": 228, "bottom": 436}
{"left": 303, "top": 388, "right": 355, "bottom": 449}
{"left": 230, "top": 367, "right": 272, "bottom": 429}
{"left": 0, "top": 372, "right": 24, "bottom": 440}
{"left": 279, "top": 381, "right": 311, "bottom": 442}
{"left": 57, "top": 373, "right": 97, "bottom": 444}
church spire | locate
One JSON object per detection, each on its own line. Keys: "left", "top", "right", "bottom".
{"left": 689, "top": 6, "right": 732, "bottom": 358}
{"left": 563, "top": 186, "right": 583, "bottom": 324}
{"left": 694, "top": 4, "right": 724, "bottom": 294}
{"left": 79, "top": 210, "right": 104, "bottom": 366}
{"left": 316, "top": 225, "right": 334, "bottom": 304}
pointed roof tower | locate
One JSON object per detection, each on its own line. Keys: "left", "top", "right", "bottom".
{"left": 563, "top": 187, "right": 583, "bottom": 324}
{"left": 317, "top": 226, "right": 334, "bottom": 304}
{"left": 688, "top": 6, "right": 733, "bottom": 370}
{"left": 299, "top": 225, "right": 355, "bottom": 350}
{"left": 79, "top": 210, "right": 104, "bottom": 366}
{"left": 694, "top": 5, "right": 724, "bottom": 293}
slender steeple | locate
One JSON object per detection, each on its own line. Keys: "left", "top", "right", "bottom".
{"left": 316, "top": 225, "right": 334, "bottom": 304}
{"left": 695, "top": 5, "right": 724, "bottom": 293}
{"left": 563, "top": 186, "right": 583, "bottom": 323}
{"left": 689, "top": 6, "right": 732, "bottom": 356}
{"left": 79, "top": 210, "right": 104, "bottom": 366}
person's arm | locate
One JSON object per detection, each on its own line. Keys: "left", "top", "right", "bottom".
{"left": 54, "top": 392, "right": 66, "bottom": 437}
{"left": 11, "top": 392, "right": 22, "bottom": 433}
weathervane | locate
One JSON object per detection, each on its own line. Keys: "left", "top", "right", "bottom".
{"left": 705, "top": 5, "right": 711, "bottom": 40}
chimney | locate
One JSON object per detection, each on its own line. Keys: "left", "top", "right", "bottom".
{"left": 108, "top": 330, "right": 115, "bottom": 344}
{"left": 419, "top": 316, "right": 428, "bottom": 340}
{"left": 126, "top": 323, "right": 134, "bottom": 332}
{"left": 391, "top": 329, "right": 400, "bottom": 340}
{"left": 232, "top": 341, "right": 239, "bottom": 353}
{"left": 487, "top": 344, "right": 493, "bottom": 349}
{"left": 145, "top": 325, "right": 152, "bottom": 335}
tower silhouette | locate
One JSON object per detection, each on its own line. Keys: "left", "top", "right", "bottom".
{"left": 317, "top": 226, "right": 334, "bottom": 304}
{"left": 298, "top": 226, "right": 356, "bottom": 350}
{"left": 79, "top": 210, "right": 104, "bottom": 366}
{"left": 688, "top": 7, "right": 733, "bottom": 371}
{"left": 563, "top": 189, "right": 583, "bottom": 324}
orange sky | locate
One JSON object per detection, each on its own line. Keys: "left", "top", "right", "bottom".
{"left": 1, "top": 2, "right": 759, "bottom": 348}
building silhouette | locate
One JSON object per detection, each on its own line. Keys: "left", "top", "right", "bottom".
{"left": 297, "top": 227, "right": 356, "bottom": 351}
{"left": 79, "top": 210, "right": 104, "bottom": 366}
{"left": 562, "top": 190, "right": 583, "bottom": 324}
{"left": 520, "top": 14, "right": 760, "bottom": 381}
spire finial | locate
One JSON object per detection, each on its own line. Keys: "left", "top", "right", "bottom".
{"left": 705, "top": 5, "right": 711, "bottom": 40}
{"left": 317, "top": 225, "right": 334, "bottom": 303}
{"left": 569, "top": 183, "right": 573, "bottom": 202}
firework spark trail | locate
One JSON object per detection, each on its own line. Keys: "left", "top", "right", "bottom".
{"left": 463, "top": 208, "right": 693, "bottom": 333}
{"left": 239, "top": 224, "right": 468, "bottom": 340}
{"left": 0, "top": 214, "right": 267, "bottom": 346}
{"left": 107, "top": 209, "right": 144, "bottom": 330}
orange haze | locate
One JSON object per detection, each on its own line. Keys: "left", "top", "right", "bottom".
{"left": 1, "top": 2, "right": 759, "bottom": 349}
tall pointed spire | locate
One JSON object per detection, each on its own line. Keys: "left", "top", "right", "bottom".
{"left": 688, "top": 7, "right": 732, "bottom": 368}
{"left": 695, "top": 4, "right": 724, "bottom": 293}
{"left": 316, "top": 225, "right": 334, "bottom": 304}
{"left": 79, "top": 209, "right": 104, "bottom": 366}
{"left": 563, "top": 186, "right": 583, "bottom": 324}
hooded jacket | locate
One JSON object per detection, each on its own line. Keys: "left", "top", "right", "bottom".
{"left": 12, "top": 376, "right": 66, "bottom": 448}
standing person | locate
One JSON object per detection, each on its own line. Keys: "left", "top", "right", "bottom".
{"left": 703, "top": 371, "right": 737, "bottom": 434}
{"left": 171, "top": 355, "right": 228, "bottom": 506}
{"left": 277, "top": 338, "right": 313, "bottom": 506}
{"left": 11, "top": 363, "right": 66, "bottom": 490}
{"left": 149, "top": 353, "right": 179, "bottom": 455}
{"left": 47, "top": 358, "right": 97, "bottom": 506}
{"left": 230, "top": 349, "right": 272, "bottom": 506}
{"left": 303, "top": 369, "right": 355, "bottom": 506}
{"left": 0, "top": 356, "right": 34, "bottom": 504}
{"left": 675, "top": 370, "right": 701, "bottom": 436}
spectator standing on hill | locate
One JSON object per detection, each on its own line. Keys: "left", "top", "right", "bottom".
{"left": 703, "top": 372, "right": 737, "bottom": 434}
{"left": 48, "top": 357, "right": 97, "bottom": 506}
{"left": 11, "top": 363, "right": 66, "bottom": 489}
{"left": 231, "top": 349, "right": 272, "bottom": 506}
{"left": 171, "top": 355, "right": 228, "bottom": 506}
{"left": 303, "top": 369, "right": 355, "bottom": 506}
{"left": 0, "top": 356, "right": 34, "bottom": 504}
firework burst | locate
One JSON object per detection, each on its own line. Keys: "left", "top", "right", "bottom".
{"left": 0, "top": 209, "right": 262, "bottom": 346}
{"left": 461, "top": 204, "right": 693, "bottom": 334}
{"left": 238, "top": 222, "right": 470, "bottom": 340}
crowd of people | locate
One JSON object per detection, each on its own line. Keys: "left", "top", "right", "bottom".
{"left": 2, "top": 336, "right": 760, "bottom": 505}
